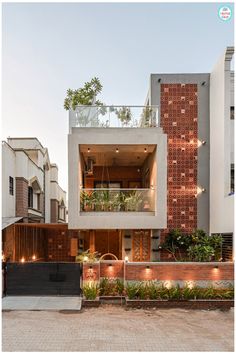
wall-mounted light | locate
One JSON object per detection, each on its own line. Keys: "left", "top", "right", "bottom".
{"left": 146, "top": 265, "right": 150, "bottom": 269}
{"left": 124, "top": 256, "right": 129, "bottom": 263}
{"left": 108, "top": 263, "right": 112, "bottom": 267}
{"left": 89, "top": 265, "right": 93, "bottom": 269}
{"left": 197, "top": 186, "right": 206, "bottom": 195}
{"left": 20, "top": 257, "right": 25, "bottom": 263}
{"left": 83, "top": 256, "right": 88, "bottom": 262}
{"left": 116, "top": 148, "right": 119, "bottom": 153}
{"left": 158, "top": 78, "right": 161, "bottom": 83}
{"left": 87, "top": 148, "right": 90, "bottom": 153}
{"left": 144, "top": 148, "right": 147, "bottom": 153}
{"left": 214, "top": 265, "right": 219, "bottom": 269}
{"left": 150, "top": 185, "right": 154, "bottom": 190}
{"left": 32, "top": 254, "right": 36, "bottom": 261}
{"left": 197, "top": 140, "right": 206, "bottom": 147}
{"left": 201, "top": 81, "right": 206, "bottom": 86}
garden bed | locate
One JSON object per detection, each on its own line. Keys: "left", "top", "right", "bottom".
{"left": 82, "top": 298, "right": 100, "bottom": 307}
{"left": 100, "top": 296, "right": 125, "bottom": 305}
{"left": 125, "top": 298, "right": 234, "bottom": 310}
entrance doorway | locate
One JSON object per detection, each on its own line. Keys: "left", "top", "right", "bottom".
{"left": 132, "top": 230, "right": 151, "bottom": 261}
{"left": 95, "top": 230, "right": 122, "bottom": 260}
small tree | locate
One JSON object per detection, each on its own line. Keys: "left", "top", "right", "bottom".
{"left": 64, "top": 77, "right": 104, "bottom": 110}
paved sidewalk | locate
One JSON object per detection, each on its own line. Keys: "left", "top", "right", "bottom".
{"left": 2, "top": 296, "right": 82, "bottom": 311}
{"left": 2, "top": 305, "right": 234, "bottom": 352}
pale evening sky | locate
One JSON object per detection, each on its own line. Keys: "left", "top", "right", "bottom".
{"left": 2, "top": 2, "right": 234, "bottom": 192}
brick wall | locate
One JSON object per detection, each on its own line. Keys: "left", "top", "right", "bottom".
{"left": 15, "top": 177, "right": 28, "bottom": 217}
{"left": 125, "top": 262, "right": 234, "bottom": 282}
{"left": 82, "top": 261, "right": 234, "bottom": 286}
{"left": 160, "top": 84, "right": 198, "bottom": 246}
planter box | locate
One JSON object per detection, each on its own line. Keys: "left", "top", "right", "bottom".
{"left": 82, "top": 298, "right": 100, "bottom": 307}
{"left": 100, "top": 296, "right": 125, "bottom": 305}
{"left": 125, "top": 298, "right": 234, "bottom": 310}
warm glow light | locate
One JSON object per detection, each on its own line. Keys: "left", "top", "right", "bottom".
{"left": 20, "top": 257, "right": 25, "bottom": 263}
{"left": 83, "top": 256, "right": 88, "bottom": 262}
{"left": 164, "top": 280, "right": 172, "bottom": 289}
{"left": 197, "top": 186, "right": 206, "bottom": 195}
{"left": 124, "top": 256, "right": 129, "bottom": 262}
{"left": 144, "top": 148, "right": 147, "bottom": 153}
{"left": 87, "top": 148, "right": 90, "bottom": 153}
{"left": 198, "top": 140, "right": 206, "bottom": 147}
{"left": 32, "top": 254, "right": 36, "bottom": 260}
{"left": 1, "top": 253, "right": 5, "bottom": 262}
{"left": 186, "top": 281, "right": 195, "bottom": 289}
{"left": 116, "top": 148, "right": 119, "bottom": 153}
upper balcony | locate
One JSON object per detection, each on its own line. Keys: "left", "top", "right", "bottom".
{"left": 69, "top": 105, "right": 158, "bottom": 132}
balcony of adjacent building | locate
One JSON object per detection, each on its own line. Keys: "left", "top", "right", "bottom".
{"left": 69, "top": 105, "right": 158, "bottom": 132}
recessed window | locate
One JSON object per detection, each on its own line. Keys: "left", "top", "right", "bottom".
{"left": 230, "top": 106, "right": 234, "bottom": 120}
{"left": 9, "top": 176, "right": 14, "bottom": 196}
{"left": 28, "top": 187, "right": 33, "bottom": 208}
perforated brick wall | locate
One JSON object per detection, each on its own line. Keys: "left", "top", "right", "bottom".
{"left": 160, "top": 83, "right": 198, "bottom": 255}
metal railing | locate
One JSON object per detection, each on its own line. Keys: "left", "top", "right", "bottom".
{"left": 80, "top": 188, "right": 155, "bottom": 212}
{"left": 69, "top": 105, "right": 158, "bottom": 129}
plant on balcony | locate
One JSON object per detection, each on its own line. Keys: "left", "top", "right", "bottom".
{"left": 80, "top": 191, "right": 95, "bottom": 211}
{"left": 64, "top": 77, "right": 105, "bottom": 110}
{"left": 115, "top": 107, "right": 132, "bottom": 126}
{"left": 141, "top": 107, "right": 153, "bottom": 127}
{"left": 124, "top": 191, "right": 143, "bottom": 211}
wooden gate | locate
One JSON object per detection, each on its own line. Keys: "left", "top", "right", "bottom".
{"left": 132, "top": 230, "right": 151, "bottom": 261}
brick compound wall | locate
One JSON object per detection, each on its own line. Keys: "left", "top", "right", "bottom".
{"left": 82, "top": 261, "right": 234, "bottom": 288}
{"left": 160, "top": 84, "right": 198, "bottom": 258}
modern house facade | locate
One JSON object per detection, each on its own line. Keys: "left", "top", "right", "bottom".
{"left": 2, "top": 137, "right": 67, "bottom": 225}
{"left": 68, "top": 47, "right": 234, "bottom": 262}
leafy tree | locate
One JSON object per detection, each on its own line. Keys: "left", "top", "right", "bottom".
{"left": 64, "top": 77, "right": 104, "bottom": 110}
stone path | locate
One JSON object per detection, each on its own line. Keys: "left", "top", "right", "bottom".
{"left": 2, "top": 296, "right": 82, "bottom": 311}
{"left": 2, "top": 305, "right": 234, "bottom": 352}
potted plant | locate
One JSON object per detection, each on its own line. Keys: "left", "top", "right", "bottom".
{"left": 82, "top": 282, "right": 100, "bottom": 307}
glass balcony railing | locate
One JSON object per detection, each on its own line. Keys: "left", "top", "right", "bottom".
{"left": 69, "top": 105, "right": 158, "bottom": 129}
{"left": 80, "top": 189, "right": 155, "bottom": 212}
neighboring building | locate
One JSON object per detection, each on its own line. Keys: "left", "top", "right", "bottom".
{"left": 2, "top": 137, "right": 67, "bottom": 224}
{"left": 67, "top": 47, "right": 234, "bottom": 262}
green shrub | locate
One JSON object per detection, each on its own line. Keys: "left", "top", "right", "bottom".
{"left": 126, "top": 283, "right": 139, "bottom": 299}
{"left": 99, "top": 278, "right": 124, "bottom": 296}
{"left": 83, "top": 283, "right": 99, "bottom": 300}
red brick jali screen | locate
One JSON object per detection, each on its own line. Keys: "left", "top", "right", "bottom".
{"left": 160, "top": 84, "right": 198, "bottom": 255}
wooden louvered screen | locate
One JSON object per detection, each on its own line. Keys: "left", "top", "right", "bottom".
{"left": 222, "top": 233, "right": 233, "bottom": 261}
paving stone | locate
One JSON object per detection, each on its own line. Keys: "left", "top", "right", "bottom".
{"left": 2, "top": 305, "right": 234, "bottom": 352}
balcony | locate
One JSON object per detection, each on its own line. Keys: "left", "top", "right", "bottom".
{"left": 69, "top": 105, "right": 158, "bottom": 130}
{"left": 80, "top": 188, "right": 155, "bottom": 213}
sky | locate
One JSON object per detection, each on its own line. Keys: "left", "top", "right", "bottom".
{"left": 2, "top": 2, "right": 234, "bottom": 192}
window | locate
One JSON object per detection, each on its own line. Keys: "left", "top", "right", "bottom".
{"left": 230, "top": 164, "right": 234, "bottom": 194}
{"left": 230, "top": 106, "right": 234, "bottom": 120}
{"left": 9, "top": 176, "right": 14, "bottom": 196}
{"left": 28, "top": 187, "right": 33, "bottom": 208}
{"left": 37, "top": 194, "right": 40, "bottom": 211}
